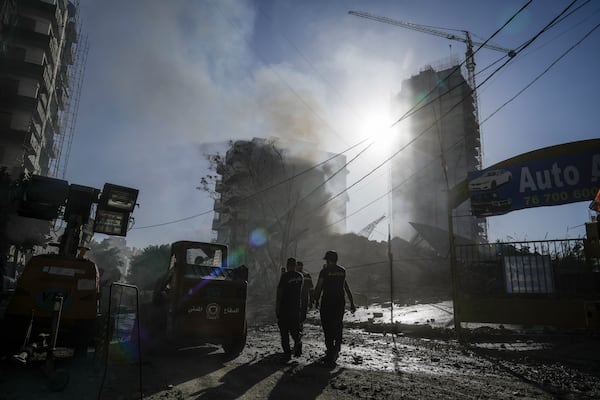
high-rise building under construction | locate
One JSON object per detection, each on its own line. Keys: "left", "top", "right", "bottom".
{"left": 391, "top": 64, "right": 486, "bottom": 245}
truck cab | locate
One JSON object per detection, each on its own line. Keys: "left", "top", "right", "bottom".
{"left": 1, "top": 254, "right": 100, "bottom": 356}
{"left": 141, "top": 241, "right": 248, "bottom": 356}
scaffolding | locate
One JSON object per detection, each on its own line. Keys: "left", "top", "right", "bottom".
{"left": 51, "top": 1, "right": 88, "bottom": 179}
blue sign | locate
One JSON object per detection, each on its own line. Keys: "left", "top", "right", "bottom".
{"left": 468, "top": 150, "right": 600, "bottom": 217}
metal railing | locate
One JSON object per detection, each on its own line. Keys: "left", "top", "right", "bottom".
{"left": 455, "top": 239, "right": 597, "bottom": 299}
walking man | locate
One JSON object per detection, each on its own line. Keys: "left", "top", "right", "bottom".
{"left": 296, "top": 261, "right": 314, "bottom": 330}
{"left": 313, "top": 250, "right": 356, "bottom": 364}
{"left": 276, "top": 257, "right": 304, "bottom": 358}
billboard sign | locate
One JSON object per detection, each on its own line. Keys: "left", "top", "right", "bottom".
{"left": 468, "top": 140, "right": 600, "bottom": 217}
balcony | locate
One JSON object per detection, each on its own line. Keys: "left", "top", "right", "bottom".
{"left": 221, "top": 192, "right": 243, "bottom": 207}
{"left": 0, "top": 93, "right": 37, "bottom": 112}
{"left": 20, "top": 0, "right": 58, "bottom": 20}
{"left": 45, "top": 140, "right": 57, "bottom": 159}
{"left": 0, "top": 59, "right": 45, "bottom": 80}
{"left": 213, "top": 199, "right": 230, "bottom": 214}
{"left": 14, "top": 26, "right": 51, "bottom": 49}
{"left": 0, "top": 113, "right": 27, "bottom": 143}
{"left": 62, "top": 43, "right": 74, "bottom": 65}
{"left": 24, "top": 133, "right": 41, "bottom": 157}
{"left": 212, "top": 213, "right": 231, "bottom": 231}
{"left": 214, "top": 180, "right": 223, "bottom": 193}
{"left": 219, "top": 162, "right": 249, "bottom": 183}
{"left": 66, "top": 19, "right": 78, "bottom": 44}
{"left": 47, "top": 113, "right": 61, "bottom": 135}
{"left": 24, "top": 154, "right": 40, "bottom": 174}
{"left": 57, "top": 65, "right": 70, "bottom": 90}
{"left": 33, "top": 101, "right": 46, "bottom": 128}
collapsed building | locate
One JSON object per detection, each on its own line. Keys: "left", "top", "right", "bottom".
{"left": 210, "top": 137, "right": 348, "bottom": 262}
{"left": 205, "top": 137, "right": 349, "bottom": 308}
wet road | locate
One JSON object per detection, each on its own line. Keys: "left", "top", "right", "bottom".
{"left": 2, "top": 307, "right": 600, "bottom": 399}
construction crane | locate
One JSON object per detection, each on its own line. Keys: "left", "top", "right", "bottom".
{"left": 348, "top": 10, "right": 515, "bottom": 125}
{"left": 358, "top": 214, "right": 386, "bottom": 239}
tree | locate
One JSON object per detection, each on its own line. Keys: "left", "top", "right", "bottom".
{"left": 126, "top": 244, "right": 171, "bottom": 290}
{"left": 87, "top": 238, "right": 126, "bottom": 286}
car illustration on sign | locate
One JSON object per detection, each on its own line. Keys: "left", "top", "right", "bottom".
{"left": 468, "top": 169, "right": 512, "bottom": 191}
{"left": 471, "top": 191, "right": 512, "bottom": 216}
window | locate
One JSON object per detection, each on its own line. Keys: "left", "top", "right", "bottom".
{"left": 184, "top": 246, "right": 228, "bottom": 279}
{"left": 186, "top": 247, "right": 222, "bottom": 267}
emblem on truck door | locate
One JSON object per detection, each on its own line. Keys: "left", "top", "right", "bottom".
{"left": 206, "top": 303, "right": 220, "bottom": 319}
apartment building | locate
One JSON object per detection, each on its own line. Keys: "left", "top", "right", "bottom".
{"left": 0, "top": 0, "right": 83, "bottom": 179}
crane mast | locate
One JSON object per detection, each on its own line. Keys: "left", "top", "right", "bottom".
{"left": 348, "top": 10, "right": 515, "bottom": 144}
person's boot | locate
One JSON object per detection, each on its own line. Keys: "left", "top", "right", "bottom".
{"left": 293, "top": 342, "right": 302, "bottom": 357}
{"left": 12, "top": 351, "right": 28, "bottom": 365}
{"left": 281, "top": 344, "right": 292, "bottom": 360}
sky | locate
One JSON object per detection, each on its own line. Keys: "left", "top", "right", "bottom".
{"left": 66, "top": 0, "right": 600, "bottom": 249}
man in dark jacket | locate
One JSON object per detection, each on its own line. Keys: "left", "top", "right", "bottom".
{"left": 313, "top": 250, "right": 356, "bottom": 364}
{"left": 296, "top": 261, "right": 314, "bottom": 330}
{"left": 276, "top": 257, "right": 304, "bottom": 357}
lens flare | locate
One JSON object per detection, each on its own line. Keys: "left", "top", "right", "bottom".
{"left": 249, "top": 228, "right": 268, "bottom": 247}
{"left": 229, "top": 247, "right": 246, "bottom": 266}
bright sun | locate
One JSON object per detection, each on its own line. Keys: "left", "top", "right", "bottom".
{"left": 357, "top": 107, "right": 397, "bottom": 158}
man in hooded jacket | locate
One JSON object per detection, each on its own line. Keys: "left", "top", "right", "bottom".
{"left": 276, "top": 257, "right": 304, "bottom": 357}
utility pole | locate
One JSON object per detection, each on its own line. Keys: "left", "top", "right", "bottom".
{"left": 388, "top": 224, "right": 394, "bottom": 324}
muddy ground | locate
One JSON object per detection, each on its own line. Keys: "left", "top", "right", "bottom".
{"left": 1, "top": 313, "right": 600, "bottom": 400}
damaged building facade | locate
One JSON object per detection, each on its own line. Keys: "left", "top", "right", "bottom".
{"left": 210, "top": 137, "right": 348, "bottom": 269}
{"left": 391, "top": 64, "right": 486, "bottom": 248}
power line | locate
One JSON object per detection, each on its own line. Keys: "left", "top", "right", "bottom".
{"left": 303, "top": 0, "right": 582, "bottom": 227}
{"left": 481, "top": 21, "right": 600, "bottom": 125}
{"left": 388, "top": 0, "right": 533, "bottom": 129}
{"left": 132, "top": 138, "right": 371, "bottom": 230}
{"left": 133, "top": 1, "right": 571, "bottom": 232}
{"left": 314, "top": 137, "right": 469, "bottom": 234}
{"left": 264, "top": 2, "right": 537, "bottom": 219}
{"left": 132, "top": 210, "right": 214, "bottom": 229}
{"left": 132, "top": 0, "right": 527, "bottom": 231}
{"left": 476, "top": 2, "right": 597, "bottom": 93}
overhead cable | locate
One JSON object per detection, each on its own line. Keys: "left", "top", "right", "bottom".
{"left": 304, "top": 0, "right": 583, "bottom": 220}
{"left": 481, "top": 23, "right": 600, "bottom": 125}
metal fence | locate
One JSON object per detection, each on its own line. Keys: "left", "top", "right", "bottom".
{"left": 455, "top": 239, "right": 598, "bottom": 299}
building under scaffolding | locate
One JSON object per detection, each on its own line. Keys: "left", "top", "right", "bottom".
{"left": 0, "top": 0, "right": 87, "bottom": 179}
{"left": 0, "top": 0, "right": 88, "bottom": 284}
{"left": 391, "top": 63, "right": 487, "bottom": 246}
